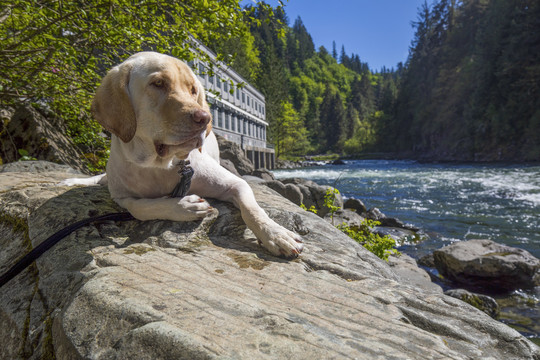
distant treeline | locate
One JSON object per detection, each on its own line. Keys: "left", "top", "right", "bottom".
{"left": 221, "top": 0, "right": 539, "bottom": 161}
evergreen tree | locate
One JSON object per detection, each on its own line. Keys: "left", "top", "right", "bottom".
{"left": 319, "top": 85, "right": 345, "bottom": 152}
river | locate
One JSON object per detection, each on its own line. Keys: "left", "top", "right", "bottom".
{"left": 273, "top": 160, "right": 539, "bottom": 342}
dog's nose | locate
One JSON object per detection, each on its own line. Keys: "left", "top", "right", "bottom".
{"left": 192, "top": 110, "right": 210, "bottom": 124}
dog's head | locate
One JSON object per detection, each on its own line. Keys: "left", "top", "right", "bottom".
{"left": 92, "top": 52, "right": 212, "bottom": 167}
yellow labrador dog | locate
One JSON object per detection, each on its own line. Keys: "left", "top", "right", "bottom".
{"left": 65, "top": 52, "right": 303, "bottom": 258}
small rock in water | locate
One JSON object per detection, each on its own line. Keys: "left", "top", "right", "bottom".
{"left": 343, "top": 197, "right": 367, "bottom": 214}
{"left": 444, "top": 289, "right": 500, "bottom": 318}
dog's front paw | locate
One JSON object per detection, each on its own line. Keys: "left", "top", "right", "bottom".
{"left": 257, "top": 224, "right": 304, "bottom": 259}
{"left": 175, "top": 194, "right": 214, "bottom": 221}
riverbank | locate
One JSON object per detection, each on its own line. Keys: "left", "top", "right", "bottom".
{"left": 3, "top": 161, "right": 538, "bottom": 358}
{"left": 273, "top": 159, "right": 540, "bottom": 344}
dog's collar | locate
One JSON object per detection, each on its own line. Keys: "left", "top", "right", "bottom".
{"left": 171, "top": 160, "right": 194, "bottom": 198}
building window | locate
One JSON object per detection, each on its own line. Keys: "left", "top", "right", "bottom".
{"left": 231, "top": 115, "right": 236, "bottom": 132}
{"left": 225, "top": 112, "right": 229, "bottom": 130}
{"left": 236, "top": 88, "right": 240, "bottom": 100}
{"left": 217, "top": 78, "right": 221, "bottom": 89}
{"left": 242, "top": 92, "right": 245, "bottom": 103}
{"left": 247, "top": 96, "right": 250, "bottom": 107}
{"left": 224, "top": 81, "right": 228, "bottom": 93}
{"left": 198, "top": 63, "right": 204, "bottom": 75}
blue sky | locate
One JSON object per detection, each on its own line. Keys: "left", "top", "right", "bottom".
{"left": 244, "top": 0, "right": 434, "bottom": 71}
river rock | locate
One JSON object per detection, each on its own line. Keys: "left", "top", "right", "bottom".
{"left": 418, "top": 253, "right": 436, "bottom": 268}
{"left": 365, "top": 207, "right": 419, "bottom": 231}
{"left": 433, "top": 239, "right": 540, "bottom": 292}
{"left": 1, "top": 162, "right": 539, "bottom": 359}
{"left": 374, "top": 226, "right": 421, "bottom": 245}
{"left": 343, "top": 197, "right": 367, "bottom": 214}
{"left": 0, "top": 105, "right": 88, "bottom": 173}
{"left": 264, "top": 178, "right": 343, "bottom": 218}
{"left": 444, "top": 289, "right": 500, "bottom": 318}
{"left": 250, "top": 168, "right": 275, "bottom": 181}
{"left": 323, "top": 208, "right": 365, "bottom": 228}
{"left": 275, "top": 158, "right": 301, "bottom": 169}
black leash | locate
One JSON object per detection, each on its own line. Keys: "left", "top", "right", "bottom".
{"left": 0, "top": 161, "right": 194, "bottom": 289}
{"left": 0, "top": 212, "right": 134, "bottom": 288}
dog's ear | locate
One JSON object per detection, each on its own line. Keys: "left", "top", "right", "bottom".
{"left": 91, "top": 62, "right": 136, "bottom": 143}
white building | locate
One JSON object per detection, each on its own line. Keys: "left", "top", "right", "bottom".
{"left": 190, "top": 45, "right": 275, "bottom": 169}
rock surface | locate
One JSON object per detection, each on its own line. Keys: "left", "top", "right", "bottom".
{"left": 433, "top": 239, "right": 540, "bottom": 292}
{"left": 216, "top": 135, "right": 254, "bottom": 175}
{"left": 1, "top": 162, "right": 539, "bottom": 359}
{"left": 0, "top": 105, "right": 88, "bottom": 173}
{"left": 388, "top": 254, "right": 443, "bottom": 294}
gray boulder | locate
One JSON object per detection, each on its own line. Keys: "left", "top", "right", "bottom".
{"left": 216, "top": 135, "right": 254, "bottom": 175}
{"left": 343, "top": 197, "right": 367, "bottom": 214}
{"left": 266, "top": 177, "right": 343, "bottom": 218}
{"left": 324, "top": 208, "right": 365, "bottom": 228}
{"left": 366, "top": 207, "right": 419, "bottom": 231}
{"left": 1, "top": 162, "right": 539, "bottom": 359}
{"left": 0, "top": 105, "right": 88, "bottom": 173}
{"left": 433, "top": 239, "right": 540, "bottom": 292}
{"left": 445, "top": 289, "right": 500, "bottom": 318}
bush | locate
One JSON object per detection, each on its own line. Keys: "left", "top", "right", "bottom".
{"left": 304, "top": 187, "right": 400, "bottom": 261}
{"left": 337, "top": 220, "right": 399, "bottom": 261}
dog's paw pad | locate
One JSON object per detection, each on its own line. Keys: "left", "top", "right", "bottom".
{"left": 259, "top": 226, "right": 304, "bottom": 259}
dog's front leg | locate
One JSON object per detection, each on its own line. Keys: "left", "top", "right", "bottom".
{"left": 115, "top": 195, "right": 213, "bottom": 222}
{"left": 189, "top": 152, "right": 304, "bottom": 258}
{"left": 228, "top": 181, "right": 304, "bottom": 257}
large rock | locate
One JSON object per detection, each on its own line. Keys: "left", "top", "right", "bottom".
{"left": 433, "top": 239, "right": 540, "bottom": 292}
{"left": 216, "top": 135, "right": 254, "bottom": 175}
{"left": 1, "top": 162, "right": 539, "bottom": 359}
{"left": 0, "top": 105, "right": 88, "bottom": 173}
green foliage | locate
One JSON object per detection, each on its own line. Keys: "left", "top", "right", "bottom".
{"left": 322, "top": 186, "right": 398, "bottom": 261}
{"left": 324, "top": 187, "right": 340, "bottom": 223}
{"left": 273, "top": 101, "right": 310, "bottom": 157}
{"left": 300, "top": 203, "right": 317, "bottom": 214}
{"left": 337, "top": 220, "right": 399, "bottom": 261}
{"left": 387, "top": 0, "right": 540, "bottom": 161}
{"left": 17, "top": 149, "right": 37, "bottom": 161}
{"left": 1, "top": 0, "right": 273, "bottom": 171}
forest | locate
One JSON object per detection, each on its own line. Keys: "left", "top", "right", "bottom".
{"left": 1, "top": 0, "right": 539, "bottom": 169}
{"left": 233, "top": 0, "right": 539, "bottom": 161}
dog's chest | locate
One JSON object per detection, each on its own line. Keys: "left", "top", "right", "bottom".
{"left": 120, "top": 166, "right": 180, "bottom": 199}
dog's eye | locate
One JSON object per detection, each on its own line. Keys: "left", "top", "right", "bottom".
{"left": 191, "top": 85, "right": 197, "bottom": 96}
{"left": 151, "top": 79, "right": 165, "bottom": 89}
